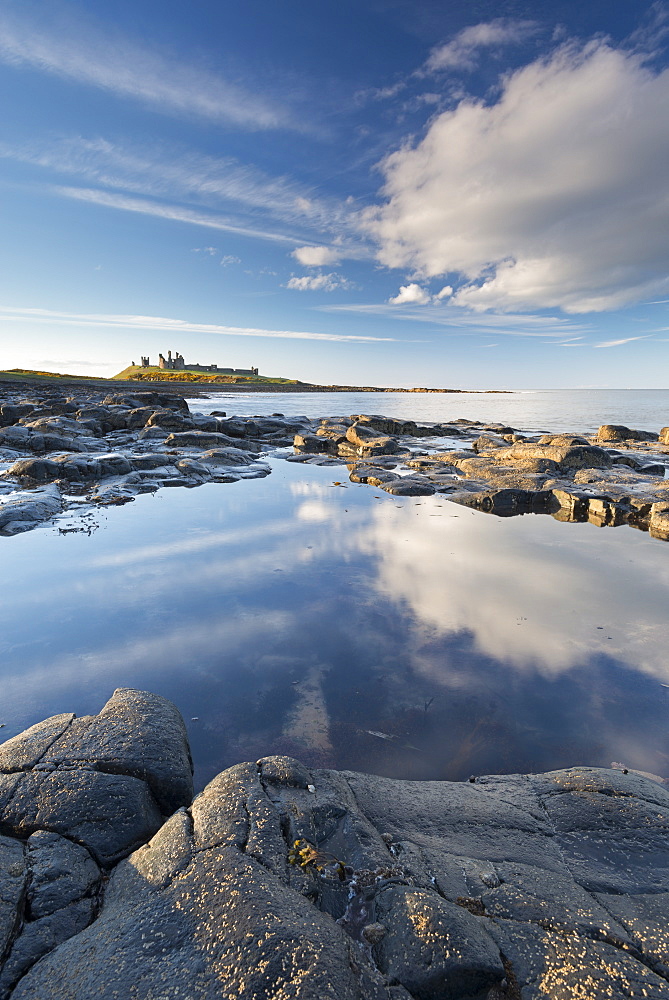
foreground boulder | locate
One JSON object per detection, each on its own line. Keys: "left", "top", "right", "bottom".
{"left": 0, "top": 691, "right": 193, "bottom": 998}
{"left": 0, "top": 695, "right": 667, "bottom": 999}
{"left": 0, "top": 689, "right": 193, "bottom": 865}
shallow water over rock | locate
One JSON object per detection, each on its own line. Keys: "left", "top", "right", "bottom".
{"left": 1, "top": 456, "right": 667, "bottom": 791}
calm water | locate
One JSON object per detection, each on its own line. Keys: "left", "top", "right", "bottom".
{"left": 189, "top": 387, "right": 669, "bottom": 435}
{"left": 1, "top": 390, "right": 668, "bottom": 790}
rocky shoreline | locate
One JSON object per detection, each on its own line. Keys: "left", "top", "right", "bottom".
{"left": 0, "top": 690, "right": 667, "bottom": 998}
{"left": 0, "top": 383, "right": 668, "bottom": 539}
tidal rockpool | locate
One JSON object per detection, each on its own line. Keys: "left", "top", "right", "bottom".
{"left": 1, "top": 455, "right": 668, "bottom": 790}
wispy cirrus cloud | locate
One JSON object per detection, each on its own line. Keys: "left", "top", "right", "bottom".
{"left": 0, "top": 306, "right": 398, "bottom": 344}
{"left": 0, "top": 136, "right": 331, "bottom": 223}
{"left": 55, "top": 187, "right": 303, "bottom": 244}
{"left": 0, "top": 135, "right": 365, "bottom": 251}
{"left": 0, "top": 6, "right": 294, "bottom": 130}
{"left": 593, "top": 336, "right": 653, "bottom": 348}
{"left": 322, "top": 301, "right": 592, "bottom": 340}
{"left": 425, "top": 19, "right": 539, "bottom": 73}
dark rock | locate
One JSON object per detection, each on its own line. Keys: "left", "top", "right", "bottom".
{"left": 0, "top": 485, "right": 63, "bottom": 533}
{"left": 175, "top": 458, "right": 211, "bottom": 478}
{"left": 95, "top": 454, "right": 133, "bottom": 477}
{"left": 0, "top": 835, "right": 27, "bottom": 960}
{"left": 190, "top": 413, "right": 219, "bottom": 432}
{"left": 130, "top": 453, "right": 178, "bottom": 471}
{"left": 0, "top": 425, "right": 31, "bottom": 448}
{"left": 0, "top": 898, "right": 96, "bottom": 999}
{"left": 502, "top": 442, "right": 612, "bottom": 470}
{"left": 294, "top": 432, "right": 337, "bottom": 454}
{"left": 165, "top": 430, "right": 252, "bottom": 449}
{"left": 76, "top": 405, "right": 127, "bottom": 432}
{"left": 12, "top": 846, "right": 393, "bottom": 1000}
{"left": 0, "top": 713, "right": 75, "bottom": 771}
{"left": 6, "top": 457, "right": 61, "bottom": 482}
{"left": 374, "top": 884, "right": 504, "bottom": 998}
{"left": 379, "top": 478, "right": 435, "bottom": 496}
{"left": 199, "top": 447, "right": 256, "bottom": 467}
{"left": 0, "top": 690, "right": 193, "bottom": 871}
{"left": 472, "top": 433, "right": 506, "bottom": 452}
{"left": 0, "top": 403, "right": 33, "bottom": 425}
{"left": 595, "top": 424, "right": 658, "bottom": 443}
{"left": 102, "top": 392, "right": 189, "bottom": 413}
{"left": 26, "top": 831, "right": 100, "bottom": 918}
{"left": 0, "top": 769, "right": 164, "bottom": 867}
{"left": 40, "top": 688, "right": 193, "bottom": 815}
{"left": 23, "top": 416, "right": 93, "bottom": 437}
{"left": 537, "top": 433, "right": 589, "bottom": 446}
{"left": 146, "top": 409, "right": 195, "bottom": 431}
{"left": 1, "top": 689, "right": 669, "bottom": 1000}
{"left": 468, "top": 488, "right": 553, "bottom": 515}
{"left": 124, "top": 406, "right": 158, "bottom": 429}
{"left": 345, "top": 423, "right": 399, "bottom": 455}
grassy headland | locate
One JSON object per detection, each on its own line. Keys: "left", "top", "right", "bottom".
{"left": 113, "top": 365, "right": 302, "bottom": 385}
{"left": 0, "top": 367, "right": 508, "bottom": 393}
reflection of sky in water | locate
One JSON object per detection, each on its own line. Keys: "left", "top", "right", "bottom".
{"left": 1, "top": 459, "right": 668, "bottom": 789}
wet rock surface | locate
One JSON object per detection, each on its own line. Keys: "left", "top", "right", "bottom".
{"left": 0, "top": 386, "right": 282, "bottom": 534}
{"left": 0, "top": 695, "right": 668, "bottom": 998}
{"left": 292, "top": 414, "right": 669, "bottom": 540}
{"left": 1, "top": 383, "right": 668, "bottom": 540}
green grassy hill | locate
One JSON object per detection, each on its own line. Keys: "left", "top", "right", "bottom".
{"left": 113, "top": 365, "right": 301, "bottom": 384}
{"left": 0, "top": 368, "right": 97, "bottom": 382}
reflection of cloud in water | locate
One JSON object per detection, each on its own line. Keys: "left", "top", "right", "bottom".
{"left": 3, "top": 509, "right": 365, "bottom": 616}
{"left": 0, "top": 611, "right": 294, "bottom": 719}
{"left": 360, "top": 499, "right": 669, "bottom": 681}
{"left": 89, "top": 519, "right": 297, "bottom": 568}
{"left": 288, "top": 481, "right": 336, "bottom": 498}
{"left": 296, "top": 500, "right": 333, "bottom": 522}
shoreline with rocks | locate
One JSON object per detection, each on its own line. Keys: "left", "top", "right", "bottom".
{"left": 1, "top": 371, "right": 511, "bottom": 395}
{"left": 0, "top": 383, "right": 668, "bottom": 539}
{"left": 0, "top": 689, "right": 667, "bottom": 999}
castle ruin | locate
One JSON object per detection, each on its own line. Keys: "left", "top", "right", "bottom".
{"left": 139, "top": 351, "right": 258, "bottom": 376}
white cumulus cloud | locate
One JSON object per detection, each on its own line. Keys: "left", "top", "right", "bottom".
{"left": 388, "top": 283, "right": 431, "bottom": 305}
{"left": 365, "top": 41, "right": 669, "bottom": 313}
{"left": 292, "top": 246, "right": 340, "bottom": 267}
{"left": 285, "top": 273, "right": 351, "bottom": 292}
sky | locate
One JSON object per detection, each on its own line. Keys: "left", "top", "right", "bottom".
{"left": 0, "top": 0, "right": 668, "bottom": 389}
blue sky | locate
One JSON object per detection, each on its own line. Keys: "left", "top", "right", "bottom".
{"left": 0, "top": 0, "right": 668, "bottom": 389}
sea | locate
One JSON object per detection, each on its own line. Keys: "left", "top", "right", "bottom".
{"left": 1, "top": 388, "right": 668, "bottom": 790}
